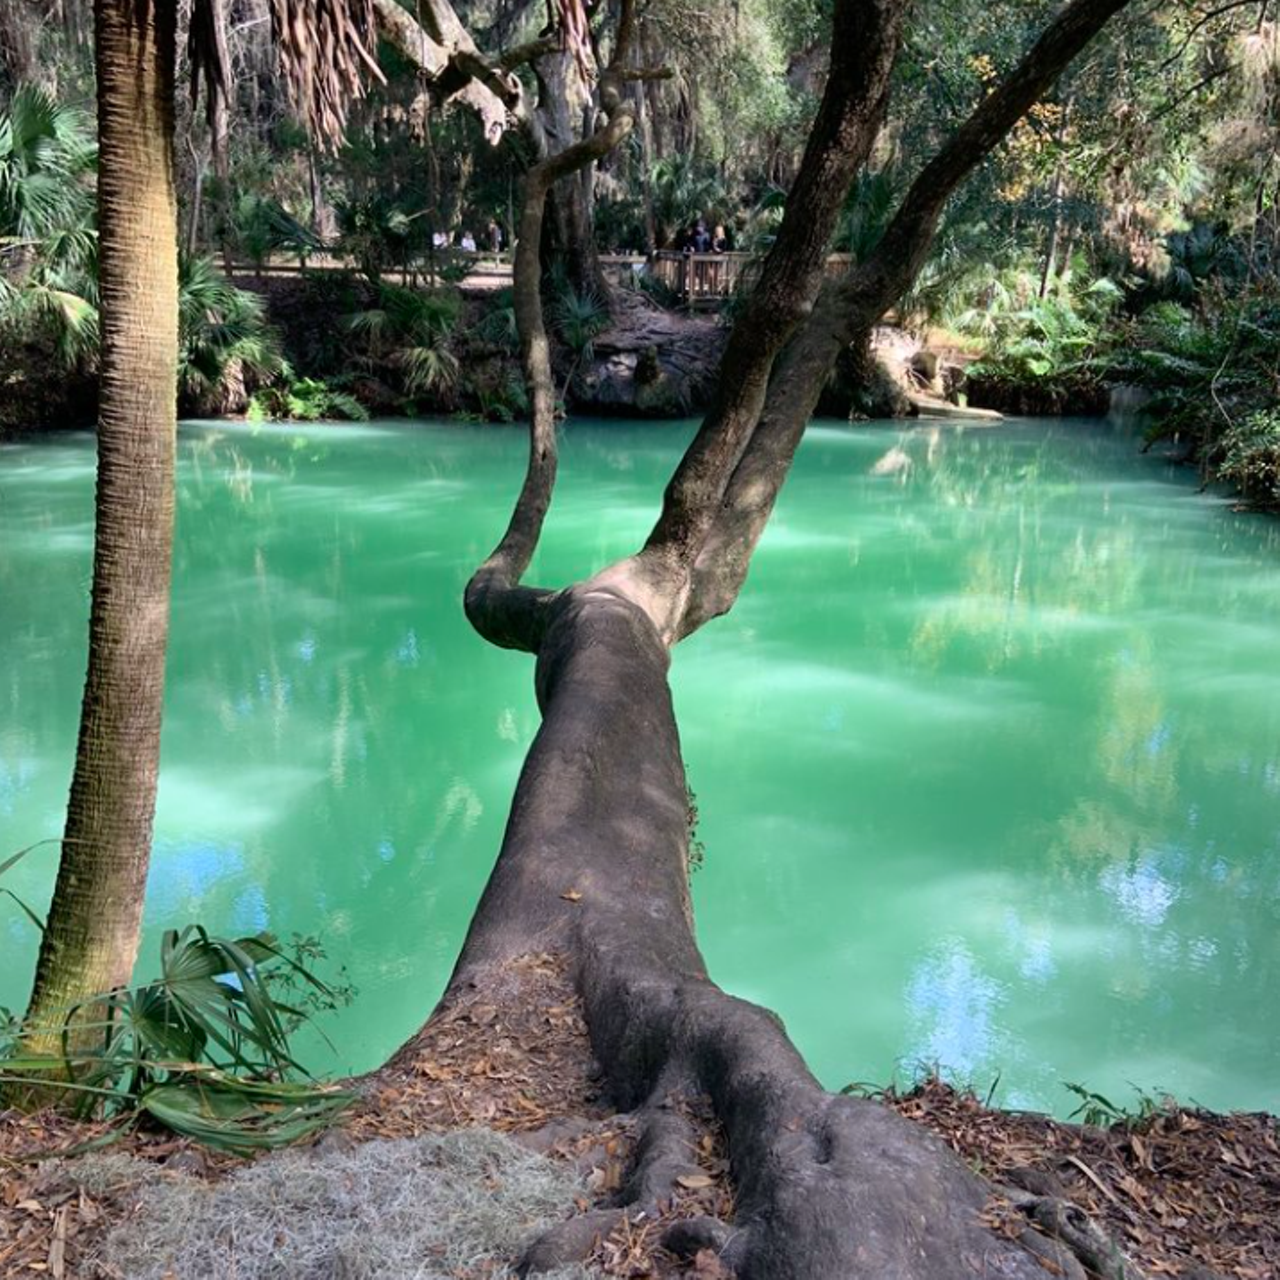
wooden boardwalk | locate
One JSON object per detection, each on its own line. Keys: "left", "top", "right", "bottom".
{"left": 225, "top": 250, "right": 855, "bottom": 307}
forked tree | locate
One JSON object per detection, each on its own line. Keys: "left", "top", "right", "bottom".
{"left": 405, "top": 0, "right": 1135, "bottom": 1274}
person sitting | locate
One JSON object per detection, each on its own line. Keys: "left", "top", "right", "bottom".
{"left": 460, "top": 230, "right": 477, "bottom": 252}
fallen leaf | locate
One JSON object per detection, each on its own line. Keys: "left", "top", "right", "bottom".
{"left": 676, "top": 1173, "right": 715, "bottom": 1190}
{"left": 560, "top": 889, "right": 583, "bottom": 902}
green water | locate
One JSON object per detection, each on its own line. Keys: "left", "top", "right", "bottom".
{"left": 2, "top": 417, "right": 1278, "bottom": 1115}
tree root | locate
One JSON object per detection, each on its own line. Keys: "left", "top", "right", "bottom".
{"left": 519, "top": 1090, "right": 719, "bottom": 1274}
{"left": 1002, "top": 1186, "right": 1152, "bottom": 1280}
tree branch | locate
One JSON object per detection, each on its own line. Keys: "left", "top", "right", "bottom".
{"left": 371, "top": 0, "right": 522, "bottom": 144}
{"left": 637, "top": 0, "right": 908, "bottom": 591}
{"left": 464, "top": 0, "right": 647, "bottom": 651}
{"left": 499, "top": 34, "right": 560, "bottom": 70}
{"left": 679, "top": 0, "right": 1133, "bottom": 637}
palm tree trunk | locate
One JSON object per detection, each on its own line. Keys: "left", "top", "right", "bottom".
{"left": 25, "top": 0, "right": 179, "bottom": 1042}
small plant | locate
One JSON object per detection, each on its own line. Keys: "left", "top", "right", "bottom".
{"left": 551, "top": 282, "right": 608, "bottom": 396}
{"left": 263, "top": 933, "right": 358, "bottom": 1035}
{"left": 229, "top": 193, "right": 319, "bottom": 275}
{"left": 1, "top": 924, "right": 352, "bottom": 1152}
{"left": 347, "top": 283, "right": 461, "bottom": 400}
{"left": 178, "top": 255, "right": 284, "bottom": 413}
{"left": 1063, "top": 1081, "right": 1169, "bottom": 1127}
{"left": 551, "top": 284, "right": 608, "bottom": 360}
{"left": 685, "top": 785, "right": 707, "bottom": 878}
{"left": 1218, "top": 408, "right": 1280, "bottom": 508}
{"left": 472, "top": 371, "right": 529, "bottom": 422}
{"left": 248, "top": 373, "right": 368, "bottom": 422}
{"left": 476, "top": 288, "right": 519, "bottom": 350}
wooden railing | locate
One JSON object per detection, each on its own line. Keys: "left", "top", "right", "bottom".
{"left": 647, "top": 251, "right": 855, "bottom": 307}
{"left": 225, "top": 250, "right": 856, "bottom": 306}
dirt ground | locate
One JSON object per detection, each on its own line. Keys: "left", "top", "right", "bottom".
{"left": 3, "top": 972, "right": 1276, "bottom": 1279}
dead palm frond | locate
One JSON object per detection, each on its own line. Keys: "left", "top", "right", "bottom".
{"left": 188, "top": 0, "right": 385, "bottom": 150}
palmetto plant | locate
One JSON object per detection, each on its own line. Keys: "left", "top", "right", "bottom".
{"left": 958, "top": 268, "right": 1121, "bottom": 379}
{"left": 178, "top": 255, "right": 284, "bottom": 408}
{"left": 550, "top": 281, "right": 609, "bottom": 397}
{"left": 0, "top": 84, "right": 99, "bottom": 368}
{"left": 1161, "top": 223, "right": 1247, "bottom": 301}
{"left": 229, "top": 193, "right": 321, "bottom": 274}
{"left": 839, "top": 165, "right": 900, "bottom": 262}
{"left": 0, "top": 84, "right": 96, "bottom": 257}
{"left": 551, "top": 283, "right": 609, "bottom": 361}
{"left": 347, "top": 283, "right": 461, "bottom": 397}
{"left": 650, "top": 154, "right": 726, "bottom": 247}
{"left": 333, "top": 194, "right": 427, "bottom": 284}
{"left": 248, "top": 374, "right": 369, "bottom": 421}
{"left": 1, "top": 852, "right": 351, "bottom": 1153}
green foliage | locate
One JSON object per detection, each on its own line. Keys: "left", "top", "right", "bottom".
{"left": 347, "top": 282, "right": 461, "bottom": 398}
{"left": 838, "top": 166, "right": 900, "bottom": 262}
{"left": 685, "top": 786, "right": 707, "bottom": 879}
{"left": 228, "top": 194, "right": 320, "bottom": 272}
{"left": 1, "top": 86, "right": 278, "bottom": 408}
{"left": 0, "top": 84, "right": 98, "bottom": 370}
{"left": 1063, "top": 1081, "right": 1169, "bottom": 1127}
{"left": 248, "top": 374, "right": 369, "bottom": 422}
{"left": 0, "top": 846, "right": 352, "bottom": 1153}
{"left": 178, "top": 256, "right": 284, "bottom": 411}
{"left": 476, "top": 287, "right": 519, "bottom": 350}
{"left": 1158, "top": 223, "right": 1248, "bottom": 304}
{"left": 650, "top": 155, "right": 727, "bottom": 247}
{"left": 0, "top": 84, "right": 95, "bottom": 250}
{"left": 333, "top": 193, "right": 425, "bottom": 283}
{"left": 550, "top": 284, "right": 608, "bottom": 360}
{"left": 464, "top": 370, "right": 529, "bottom": 423}
{"left": 1218, "top": 408, "right": 1280, "bottom": 509}
{"left": 1108, "top": 288, "right": 1280, "bottom": 483}
{"left": 962, "top": 270, "right": 1120, "bottom": 384}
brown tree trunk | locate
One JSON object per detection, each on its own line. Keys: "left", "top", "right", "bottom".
{"left": 451, "top": 585, "right": 1054, "bottom": 1280}
{"left": 25, "top": 0, "right": 179, "bottom": 1040}
{"left": 534, "top": 45, "right": 610, "bottom": 299}
{"left": 440, "top": 0, "right": 1137, "bottom": 1274}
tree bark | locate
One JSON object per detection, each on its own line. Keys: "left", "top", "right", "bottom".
{"left": 534, "top": 45, "right": 610, "bottom": 300}
{"left": 25, "top": 0, "right": 179, "bottom": 1038}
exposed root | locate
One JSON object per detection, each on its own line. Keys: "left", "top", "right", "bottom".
{"left": 1005, "top": 1188, "right": 1151, "bottom": 1280}
{"left": 520, "top": 1088, "right": 735, "bottom": 1276}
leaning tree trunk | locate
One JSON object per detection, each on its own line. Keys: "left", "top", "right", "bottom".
{"left": 448, "top": 584, "right": 1057, "bottom": 1280}
{"left": 25, "top": 0, "right": 180, "bottom": 1040}
{"left": 423, "top": 0, "right": 1140, "bottom": 1275}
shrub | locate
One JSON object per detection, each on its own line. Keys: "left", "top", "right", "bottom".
{"left": 1, "top": 921, "right": 352, "bottom": 1151}
{"left": 248, "top": 374, "right": 369, "bottom": 422}
{"left": 1218, "top": 408, "right": 1280, "bottom": 508}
